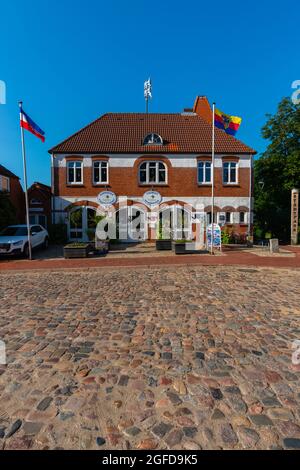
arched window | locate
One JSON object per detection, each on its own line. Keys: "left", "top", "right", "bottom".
{"left": 143, "top": 133, "right": 163, "bottom": 145}
{"left": 139, "top": 161, "right": 167, "bottom": 184}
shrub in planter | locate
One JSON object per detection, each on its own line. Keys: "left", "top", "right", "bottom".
{"left": 64, "top": 242, "right": 90, "bottom": 258}
{"left": 156, "top": 221, "right": 172, "bottom": 250}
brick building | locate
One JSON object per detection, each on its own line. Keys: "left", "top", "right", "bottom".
{"left": 0, "top": 164, "right": 25, "bottom": 224}
{"left": 49, "top": 96, "right": 256, "bottom": 243}
{"left": 28, "top": 182, "right": 51, "bottom": 229}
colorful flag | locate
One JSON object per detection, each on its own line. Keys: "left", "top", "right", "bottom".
{"left": 214, "top": 108, "right": 242, "bottom": 136}
{"left": 20, "top": 108, "right": 45, "bottom": 142}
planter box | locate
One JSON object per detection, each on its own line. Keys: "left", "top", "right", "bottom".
{"left": 156, "top": 239, "right": 172, "bottom": 251}
{"left": 64, "top": 244, "right": 90, "bottom": 259}
{"left": 95, "top": 239, "right": 109, "bottom": 254}
{"left": 172, "top": 241, "right": 194, "bottom": 255}
{"left": 174, "top": 242, "right": 187, "bottom": 254}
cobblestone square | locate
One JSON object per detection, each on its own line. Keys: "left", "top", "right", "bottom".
{"left": 0, "top": 266, "right": 300, "bottom": 450}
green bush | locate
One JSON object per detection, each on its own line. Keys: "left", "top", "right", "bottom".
{"left": 221, "top": 227, "right": 231, "bottom": 244}
{"left": 48, "top": 223, "right": 67, "bottom": 244}
{"left": 64, "top": 242, "right": 89, "bottom": 248}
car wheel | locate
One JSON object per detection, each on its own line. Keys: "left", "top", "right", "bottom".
{"left": 43, "top": 237, "right": 49, "bottom": 249}
{"left": 23, "top": 243, "right": 30, "bottom": 258}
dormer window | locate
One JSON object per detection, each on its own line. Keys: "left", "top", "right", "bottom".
{"left": 143, "top": 133, "right": 163, "bottom": 145}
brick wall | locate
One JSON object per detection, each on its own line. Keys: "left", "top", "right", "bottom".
{"left": 53, "top": 155, "right": 251, "bottom": 199}
{"left": 8, "top": 177, "right": 25, "bottom": 223}
{"left": 28, "top": 184, "right": 52, "bottom": 227}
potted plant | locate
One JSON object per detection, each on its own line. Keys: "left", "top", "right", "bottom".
{"left": 155, "top": 221, "right": 172, "bottom": 250}
{"left": 64, "top": 242, "right": 90, "bottom": 258}
{"left": 95, "top": 238, "right": 109, "bottom": 254}
{"left": 85, "top": 213, "right": 110, "bottom": 254}
{"left": 173, "top": 239, "right": 194, "bottom": 254}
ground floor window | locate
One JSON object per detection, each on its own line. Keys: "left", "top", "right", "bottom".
{"left": 225, "top": 212, "right": 232, "bottom": 223}
{"left": 239, "top": 211, "right": 246, "bottom": 223}
{"left": 159, "top": 206, "right": 191, "bottom": 240}
{"left": 68, "top": 206, "right": 106, "bottom": 241}
{"left": 207, "top": 212, "right": 217, "bottom": 224}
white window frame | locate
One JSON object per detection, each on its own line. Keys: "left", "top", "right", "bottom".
{"left": 0, "top": 175, "right": 10, "bottom": 192}
{"left": 223, "top": 161, "right": 238, "bottom": 184}
{"left": 139, "top": 161, "right": 167, "bottom": 185}
{"left": 198, "top": 161, "right": 212, "bottom": 184}
{"left": 93, "top": 161, "right": 109, "bottom": 185}
{"left": 67, "top": 161, "right": 83, "bottom": 185}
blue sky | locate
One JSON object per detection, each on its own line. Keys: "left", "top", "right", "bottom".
{"left": 0, "top": 0, "right": 299, "bottom": 186}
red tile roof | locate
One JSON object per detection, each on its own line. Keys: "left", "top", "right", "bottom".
{"left": 49, "top": 113, "right": 256, "bottom": 155}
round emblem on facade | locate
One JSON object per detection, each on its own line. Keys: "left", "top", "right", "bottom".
{"left": 97, "top": 191, "right": 117, "bottom": 207}
{"left": 143, "top": 190, "right": 162, "bottom": 206}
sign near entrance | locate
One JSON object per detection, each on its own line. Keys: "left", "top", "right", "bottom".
{"left": 143, "top": 190, "right": 162, "bottom": 206}
{"left": 206, "top": 223, "right": 222, "bottom": 249}
{"left": 97, "top": 191, "right": 117, "bottom": 207}
{"left": 291, "top": 189, "right": 299, "bottom": 245}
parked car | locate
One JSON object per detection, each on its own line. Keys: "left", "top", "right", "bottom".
{"left": 0, "top": 224, "right": 49, "bottom": 257}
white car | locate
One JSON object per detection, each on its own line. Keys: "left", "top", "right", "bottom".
{"left": 0, "top": 224, "right": 49, "bottom": 257}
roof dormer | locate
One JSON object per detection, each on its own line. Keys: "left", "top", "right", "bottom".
{"left": 143, "top": 133, "right": 163, "bottom": 145}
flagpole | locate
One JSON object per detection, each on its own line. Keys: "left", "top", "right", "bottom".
{"left": 211, "top": 102, "right": 215, "bottom": 255}
{"left": 19, "top": 101, "right": 32, "bottom": 260}
{"left": 248, "top": 153, "right": 253, "bottom": 243}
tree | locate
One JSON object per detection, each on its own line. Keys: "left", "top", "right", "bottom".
{"left": 0, "top": 192, "right": 17, "bottom": 230}
{"left": 254, "top": 97, "right": 300, "bottom": 241}
{"left": 69, "top": 208, "right": 83, "bottom": 239}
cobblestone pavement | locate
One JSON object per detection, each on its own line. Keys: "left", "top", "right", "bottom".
{"left": 0, "top": 266, "right": 300, "bottom": 450}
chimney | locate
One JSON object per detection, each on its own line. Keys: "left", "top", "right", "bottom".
{"left": 193, "top": 96, "right": 212, "bottom": 122}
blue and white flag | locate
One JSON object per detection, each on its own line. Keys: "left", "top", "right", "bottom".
{"left": 144, "top": 78, "right": 152, "bottom": 99}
